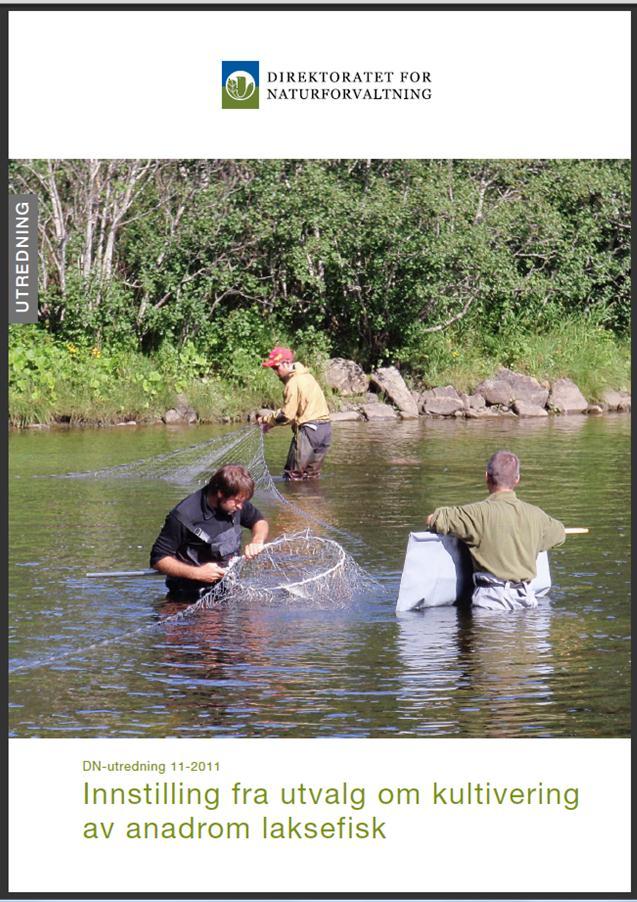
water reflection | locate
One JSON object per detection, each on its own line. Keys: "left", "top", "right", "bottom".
{"left": 9, "top": 416, "right": 630, "bottom": 737}
{"left": 395, "top": 602, "right": 555, "bottom": 736}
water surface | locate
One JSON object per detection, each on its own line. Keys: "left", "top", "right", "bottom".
{"left": 9, "top": 415, "right": 630, "bottom": 737}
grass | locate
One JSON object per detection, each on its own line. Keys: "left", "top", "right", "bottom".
{"left": 403, "top": 317, "right": 630, "bottom": 401}
{"left": 9, "top": 319, "right": 630, "bottom": 427}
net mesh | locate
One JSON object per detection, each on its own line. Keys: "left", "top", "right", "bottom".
{"left": 199, "top": 531, "right": 371, "bottom": 608}
{"left": 58, "top": 426, "right": 375, "bottom": 607}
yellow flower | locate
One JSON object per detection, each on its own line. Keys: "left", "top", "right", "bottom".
{"left": 91, "top": 347, "right": 101, "bottom": 358}
{"left": 66, "top": 342, "right": 78, "bottom": 355}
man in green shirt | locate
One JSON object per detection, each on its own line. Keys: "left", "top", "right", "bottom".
{"left": 426, "top": 450, "right": 565, "bottom": 610}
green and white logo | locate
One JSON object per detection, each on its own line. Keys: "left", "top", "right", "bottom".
{"left": 222, "top": 61, "right": 259, "bottom": 109}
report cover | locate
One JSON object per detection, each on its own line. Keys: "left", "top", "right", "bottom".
{"left": 4, "top": 5, "right": 632, "bottom": 897}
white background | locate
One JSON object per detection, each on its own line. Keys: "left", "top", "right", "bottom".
{"left": 9, "top": 738, "right": 631, "bottom": 893}
{"left": 9, "top": 10, "right": 630, "bottom": 158}
{"left": 8, "top": 8, "right": 631, "bottom": 896}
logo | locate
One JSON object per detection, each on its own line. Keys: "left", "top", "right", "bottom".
{"left": 222, "top": 61, "right": 259, "bottom": 109}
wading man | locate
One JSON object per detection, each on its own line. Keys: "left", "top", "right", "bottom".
{"left": 258, "top": 346, "right": 332, "bottom": 480}
{"left": 426, "top": 450, "right": 565, "bottom": 610}
{"left": 150, "top": 464, "right": 268, "bottom": 599}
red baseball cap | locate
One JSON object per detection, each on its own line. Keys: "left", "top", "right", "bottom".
{"left": 262, "top": 346, "right": 294, "bottom": 368}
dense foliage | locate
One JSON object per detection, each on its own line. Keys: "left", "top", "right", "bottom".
{"left": 10, "top": 159, "right": 630, "bottom": 371}
{"left": 8, "top": 159, "right": 630, "bottom": 425}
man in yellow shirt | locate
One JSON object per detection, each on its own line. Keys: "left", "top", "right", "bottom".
{"left": 426, "top": 450, "right": 565, "bottom": 610}
{"left": 258, "top": 346, "right": 332, "bottom": 480}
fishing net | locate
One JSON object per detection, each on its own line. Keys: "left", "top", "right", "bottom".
{"left": 199, "top": 531, "right": 371, "bottom": 608}
{"left": 62, "top": 425, "right": 275, "bottom": 491}
{"left": 9, "top": 530, "right": 369, "bottom": 675}
{"left": 55, "top": 426, "right": 376, "bottom": 608}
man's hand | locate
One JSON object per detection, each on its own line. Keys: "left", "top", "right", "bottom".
{"left": 195, "top": 562, "right": 228, "bottom": 583}
{"left": 257, "top": 419, "right": 272, "bottom": 433}
{"left": 243, "top": 542, "right": 266, "bottom": 560}
{"left": 153, "top": 556, "right": 227, "bottom": 584}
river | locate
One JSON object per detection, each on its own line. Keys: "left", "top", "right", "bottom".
{"left": 9, "top": 415, "right": 630, "bottom": 737}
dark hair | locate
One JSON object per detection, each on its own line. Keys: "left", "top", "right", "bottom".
{"left": 486, "top": 450, "right": 520, "bottom": 489}
{"left": 207, "top": 465, "right": 255, "bottom": 499}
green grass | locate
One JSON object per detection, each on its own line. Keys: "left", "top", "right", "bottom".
{"left": 401, "top": 317, "right": 630, "bottom": 401}
{"left": 8, "top": 320, "right": 630, "bottom": 427}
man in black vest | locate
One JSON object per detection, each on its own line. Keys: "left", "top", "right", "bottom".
{"left": 150, "top": 464, "right": 269, "bottom": 599}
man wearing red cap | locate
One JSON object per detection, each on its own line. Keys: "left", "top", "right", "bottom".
{"left": 258, "top": 347, "right": 332, "bottom": 480}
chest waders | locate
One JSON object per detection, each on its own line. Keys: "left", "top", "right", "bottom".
{"left": 284, "top": 421, "right": 332, "bottom": 480}
{"left": 472, "top": 571, "right": 538, "bottom": 611}
{"left": 167, "top": 507, "right": 243, "bottom": 599}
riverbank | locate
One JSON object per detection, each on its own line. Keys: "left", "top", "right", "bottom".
{"left": 9, "top": 323, "right": 630, "bottom": 428}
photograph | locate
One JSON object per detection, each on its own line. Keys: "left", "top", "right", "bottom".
{"left": 9, "top": 158, "right": 630, "bottom": 740}
{"left": 5, "top": 6, "right": 631, "bottom": 895}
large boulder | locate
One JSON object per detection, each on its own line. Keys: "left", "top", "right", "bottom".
{"left": 466, "top": 407, "right": 501, "bottom": 419}
{"left": 601, "top": 389, "right": 631, "bottom": 412}
{"left": 330, "top": 410, "right": 363, "bottom": 421}
{"left": 474, "top": 377, "right": 514, "bottom": 406}
{"left": 431, "top": 384, "right": 462, "bottom": 399}
{"left": 497, "top": 368, "right": 549, "bottom": 407}
{"left": 163, "top": 408, "right": 184, "bottom": 425}
{"left": 422, "top": 396, "right": 466, "bottom": 417}
{"left": 323, "top": 358, "right": 369, "bottom": 396}
{"left": 466, "top": 392, "right": 486, "bottom": 410}
{"left": 419, "top": 386, "right": 464, "bottom": 415}
{"left": 166, "top": 393, "right": 197, "bottom": 424}
{"left": 361, "top": 402, "right": 398, "bottom": 420}
{"left": 512, "top": 400, "right": 549, "bottom": 418}
{"left": 370, "top": 366, "right": 419, "bottom": 418}
{"left": 548, "top": 379, "right": 588, "bottom": 414}
{"left": 475, "top": 369, "right": 549, "bottom": 408}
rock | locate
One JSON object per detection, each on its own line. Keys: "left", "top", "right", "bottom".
{"left": 512, "top": 400, "right": 549, "bottom": 418}
{"left": 323, "top": 358, "right": 369, "bottom": 395}
{"left": 586, "top": 405, "right": 604, "bottom": 416}
{"left": 365, "top": 392, "right": 379, "bottom": 403}
{"left": 162, "top": 409, "right": 183, "bottom": 425}
{"left": 172, "top": 393, "right": 197, "bottom": 424}
{"left": 337, "top": 401, "right": 361, "bottom": 413}
{"left": 432, "top": 384, "right": 462, "bottom": 399}
{"left": 548, "top": 378, "right": 588, "bottom": 414}
{"left": 422, "top": 396, "right": 466, "bottom": 417}
{"left": 474, "top": 378, "right": 514, "bottom": 406}
{"left": 601, "top": 390, "right": 631, "bottom": 412}
{"left": 467, "top": 393, "right": 486, "bottom": 410}
{"left": 495, "top": 368, "right": 550, "bottom": 407}
{"left": 465, "top": 408, "right": 499, "bottom": 419}
{"left": 26, "top": 423, "right": 50, "bottom": 429}
{"left": 361, "top": 403, "right": 398, "bottom": 420}
{"left": 115, "top": 421, "right": 137, "bottom": 426}
{"left": 370, "top": 366, "right": 419, "bottom": 419}
{"left": 419, "top": 385, "right": 462, "bottom": 413}
{"left": 475, "top": 369, "right": 549, "bottom": 408}
{"left": 330, "top": 411, "right": 362, "bottom": 421}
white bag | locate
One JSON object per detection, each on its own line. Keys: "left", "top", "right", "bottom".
{"left": 396, "top": 531, "right": 551, "bottom": 612}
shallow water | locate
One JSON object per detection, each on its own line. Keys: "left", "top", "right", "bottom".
{"left": 9, "top": 415, "right": 630, "bottom": 737}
